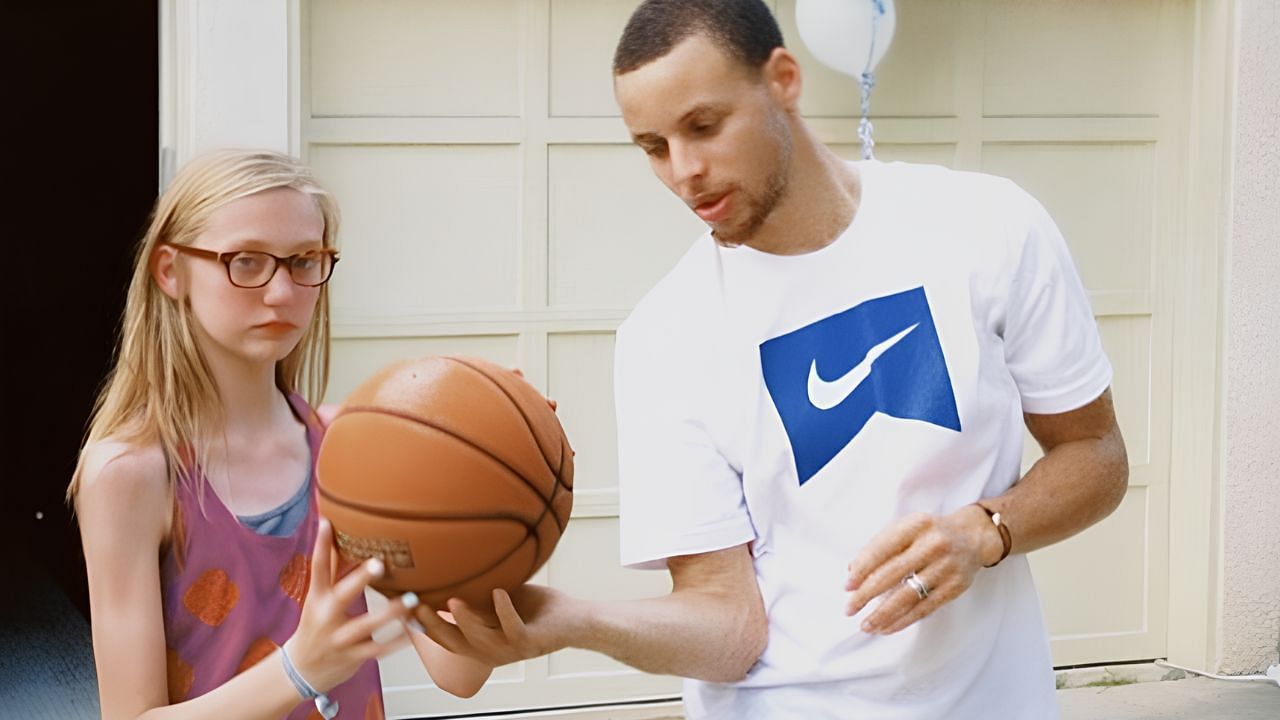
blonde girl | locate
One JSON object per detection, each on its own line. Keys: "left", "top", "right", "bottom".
{"left": 70, "top": 149, "right": 490, "bottom": 719}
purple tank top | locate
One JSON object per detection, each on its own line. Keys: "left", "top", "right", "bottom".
{"left": 161, "top": 393, "right": 384, "bottom": 719}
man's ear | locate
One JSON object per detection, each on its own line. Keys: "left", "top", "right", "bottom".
{"left": 763, "top": 47, "right": 802, "bottom": 112}
{"left": 151, "top": 244, "right": 182, "bottom": 300}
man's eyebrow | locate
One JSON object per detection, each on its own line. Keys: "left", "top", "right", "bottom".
{"left": 630, "top": 103, "right": 727, "bottom": 145}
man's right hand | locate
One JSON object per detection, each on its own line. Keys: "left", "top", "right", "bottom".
{"left": 411, "top": 584, "right": 584, "bottom": 667}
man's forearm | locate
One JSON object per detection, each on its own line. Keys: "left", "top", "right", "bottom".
{"left": 982, "top": 427, "right": 1128, "bottom": 560}
{"left": 574, "top": 586, "right": 767, "bottom": 683}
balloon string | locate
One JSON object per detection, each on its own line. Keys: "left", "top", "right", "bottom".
{"left": 859, "top": 73, "right": 875, "bottom": 160}
{"left": 860, "top": 1, "right": 885, "bottom": 160}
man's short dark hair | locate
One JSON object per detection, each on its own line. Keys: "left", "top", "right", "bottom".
{"left": 613, "top": 0, "right": 785, "bottom": 76}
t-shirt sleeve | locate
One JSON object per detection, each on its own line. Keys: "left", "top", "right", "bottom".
{"left": 613, "top": 320, "right": 756, "bottom": 570}
{"left": 1001, "top": 185, "right": 1113, "bottom": 414}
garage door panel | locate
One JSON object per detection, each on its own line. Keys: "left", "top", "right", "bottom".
{"left": 329, "top": 336, "right": 521, "bottom": 403}
{"left": 549, "top": 0, "right": 634, "bottom": 117}
{"left": 310, "top": 0, "right": 522, "bottom": 117}
{"left": 981, "top": 142, "right": 1156, "bottom": 299}
{"left": 548, "top": 333, "right": 619, "bottom": 495}
{"left": 548, "top": 144, "right": 707, "bottom": 308}
{"left": 984, "top": 0, "right": 1168, "bottom": 117}
{"left": 312, "top": 144, "right": 522, "bottom": 317}
{"left": 1031, "top": 486, "right": 1150, "bottom": 637}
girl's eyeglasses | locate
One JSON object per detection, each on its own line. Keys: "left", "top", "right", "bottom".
{"left": 166, "top": 244, "right": 339, "bottom": 288}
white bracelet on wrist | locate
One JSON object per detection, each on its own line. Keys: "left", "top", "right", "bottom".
{"left": 280, "top": 643, "right": 339, "bottom": 719}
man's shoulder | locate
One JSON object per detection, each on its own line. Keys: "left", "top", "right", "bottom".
{"left": 871, "top": 160, "right": 1025, "bottom": 203}
{"left": 618, "top": 231, "right": 719, "bottom": 345}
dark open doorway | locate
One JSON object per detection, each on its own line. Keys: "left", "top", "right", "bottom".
{"left": 1, "top": 2, "right": 157, "bottom": 714}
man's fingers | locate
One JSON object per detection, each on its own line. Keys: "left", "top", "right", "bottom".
{"left": 846, "top": 514, "right": 931, "bottom": 590}
{"left": 875, "top": 576, "right": 961, "bottom": 635}
{"left": 412, "top": 603, "right": 468, "bottom": 652}
{"left": 447, "top": 597, "right": 502, "bottom": 647}
{"left": 845, "top": 546, "right": 930, "bottom": 617}
{"left": 859, "top": 573, "right": 931, "bottom": 632}
{"left": 492, "top": 589, "right": 528, "bottom": 642}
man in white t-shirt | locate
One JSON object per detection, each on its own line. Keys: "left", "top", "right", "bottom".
{"left": 419, "top": 1, "right": 1129, "bottom": 717}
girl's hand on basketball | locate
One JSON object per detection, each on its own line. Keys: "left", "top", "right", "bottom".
{"left": 411, "top": 585, "right": 575, "bottom": 666}
{"left": 284, "top": 519, "right": 415, "bottom": 692}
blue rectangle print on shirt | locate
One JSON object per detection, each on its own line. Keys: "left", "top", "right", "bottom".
{"left": 760, "top": 286, "right": 961, "bottom": 485}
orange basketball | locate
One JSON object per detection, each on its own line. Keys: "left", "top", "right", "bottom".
{"left": 316, "top": 356, "right": 574, "bottom": 609}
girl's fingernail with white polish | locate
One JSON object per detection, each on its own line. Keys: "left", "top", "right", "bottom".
{"left": 400, "top": 592, "right": 420, "bottom": 610}
{"left": 366, "top": 558, "right": 385, "bottom": 576}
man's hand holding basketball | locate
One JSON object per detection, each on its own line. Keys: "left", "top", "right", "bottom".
{"left": 411, "top": 585, "right": 582, "bottom": 667}
{"left": 843, "top": 505, "right": 1001, "bottom": 635}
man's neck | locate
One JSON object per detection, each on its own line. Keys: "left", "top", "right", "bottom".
{"left": 741, "top": 128, "right": 862, "bottom": 256}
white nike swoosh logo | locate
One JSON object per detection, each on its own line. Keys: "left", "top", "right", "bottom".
{"left": 806, "top": 323, "right": 920, "bottom": 411}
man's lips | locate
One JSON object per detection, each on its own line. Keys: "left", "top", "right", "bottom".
{"left": 693, "top": 191, "right": 733, "bottom": 223}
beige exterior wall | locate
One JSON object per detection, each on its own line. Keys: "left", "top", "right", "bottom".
{"left": 1219, "top": 0, "right": 1280, "bottom": 676}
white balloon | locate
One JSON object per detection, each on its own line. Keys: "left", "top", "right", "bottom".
{"left": 795, "top": 0, "right": 897, "bottom": 78}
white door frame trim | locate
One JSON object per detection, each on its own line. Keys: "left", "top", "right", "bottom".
{"left": 159, "top": 0, "right": 300, "bottom": 186}
{"left": 1165, "top": 0, "right": 1237, "bottom": 673}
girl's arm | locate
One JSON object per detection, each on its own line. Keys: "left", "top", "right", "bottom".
{"left": 77, "top": 443, "right": 413, "bottom": 720}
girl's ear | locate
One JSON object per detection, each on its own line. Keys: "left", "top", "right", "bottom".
{"left": 151, "top": 244, "right": 182, "bottom": 300}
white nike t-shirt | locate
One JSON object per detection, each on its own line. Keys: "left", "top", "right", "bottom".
{"left": 614, "top": 161, "right": 1112, "bottom": 719}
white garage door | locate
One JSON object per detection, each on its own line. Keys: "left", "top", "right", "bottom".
{"left": 302, "top": 0, "right": 1193, "bottom": 716}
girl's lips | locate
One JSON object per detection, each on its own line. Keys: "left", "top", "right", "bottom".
{"left": 694, "top": 192, "right": 733, "bottom": 223}
{"left": 255, "top": 322, "right": 297, "bottom": 333}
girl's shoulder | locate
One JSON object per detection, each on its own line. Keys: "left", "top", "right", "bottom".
{"left": 76, "top": 439, "right": 171, "bottom": 540}
{"left": 79, "top": 438, "right": 167, "bottom": 493}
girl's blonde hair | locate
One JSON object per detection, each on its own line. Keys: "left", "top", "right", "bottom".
{"left": 68, "top": 149, "right": 338, "bottom": 504}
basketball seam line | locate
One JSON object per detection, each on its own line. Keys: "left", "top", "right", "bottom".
{"left": 448, "top": 356, "right": 573, "bottom": 540}
{"left": 318, "top": 485, "right": 546, "bottom": 594}
{"left": 447, "top": 357, "right": 571, "bottom": 494}
{"left": 314, "top": 488, "right": 537, "bottom": 524}
{"left": 330, "top": 405, "right": 554, "bottom": 516}
{"left": 444, "top": 357, "right": 568, "bottom": 539}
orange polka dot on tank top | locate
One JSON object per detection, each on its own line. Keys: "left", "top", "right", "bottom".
{"left": 183, "top": 568, "right": 240, "bottom": 626}
{"left": 236, "top": 635, "right": 278, "bottom": 673}
{"left": 365, "top": 691, "right": 385, "bottom": 719}
{"left": 166, "top": 648, "right": 194, "bottom": 702}
{"left": 279, "top": 552, "right": 311, "bottom": 605}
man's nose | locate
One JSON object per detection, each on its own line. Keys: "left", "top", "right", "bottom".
{"left": 669, "top": 140, "right": 707, "bottom": 188}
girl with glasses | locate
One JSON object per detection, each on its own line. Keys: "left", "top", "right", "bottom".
{"left": 68, "top": 149, "right": 492, "bottom": 719}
